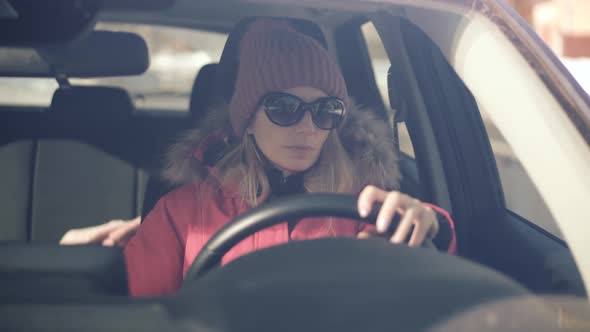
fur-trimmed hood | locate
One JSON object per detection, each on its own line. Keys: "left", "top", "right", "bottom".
{"left": 161, "top": 101, "right": 400, "bottom": 191}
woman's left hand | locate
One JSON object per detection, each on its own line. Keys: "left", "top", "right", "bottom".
{"left": 60, "top": 216, "right": 141, "bottom": 247}
{"left": 356, "top": 185, "right": 439, "bottom": 247}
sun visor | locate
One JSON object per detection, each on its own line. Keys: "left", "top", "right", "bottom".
{"left": 0, "top": 30, "right": 149, "bottom": 78}
{"left": 0, "top": 0, "right": 178, "bottom": 46}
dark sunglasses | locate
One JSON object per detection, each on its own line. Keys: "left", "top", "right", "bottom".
{"left": 260, "top": 92, "right": 345, "bottom": 130}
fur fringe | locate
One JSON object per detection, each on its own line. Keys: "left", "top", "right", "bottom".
{"left": 161, "top": 101, "right": 400, "bottom": 191}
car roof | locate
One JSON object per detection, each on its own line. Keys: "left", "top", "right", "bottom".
{"left": 98, "top": 0, "right": 475, "bottom": 32}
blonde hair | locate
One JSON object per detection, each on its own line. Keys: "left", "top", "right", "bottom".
{"left": 162, "top": 101, "right": 399, "bottom": 210}
{"left": 215, "top": 129, "right": 357, "bottom": 207}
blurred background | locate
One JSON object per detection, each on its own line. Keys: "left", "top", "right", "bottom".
{"left": 508, "top": 0, "right": 590, "bottom": 89}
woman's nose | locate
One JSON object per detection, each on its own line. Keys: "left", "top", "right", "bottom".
{"left": 295, "top": 111, "right": 316, "bottom": 134}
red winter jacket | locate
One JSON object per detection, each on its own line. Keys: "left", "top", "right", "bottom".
{"left": 124, "top": 103, "right": 456, "bottom": 297}
{"left": 124, "top": 179, "right": 456, "bottom": 296}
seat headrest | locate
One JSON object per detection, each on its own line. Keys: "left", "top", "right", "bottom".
{"left": 49, "top": 86, "right": 134, "bottom": 118}
{"left": 189, "top": 63, "right": 218, "bottom": 121}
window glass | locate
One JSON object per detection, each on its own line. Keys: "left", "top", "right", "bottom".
{"left": 483, "top": 118, "right": 560, "bottom": 237}
{"left": 0, "top": 23, "right": 228, "bottom": 112}
{"left": 361, "top": 21, "right": 415, "bottom": 158}
{"left": 0, "top": 78, "right": 57, "bottom": 107}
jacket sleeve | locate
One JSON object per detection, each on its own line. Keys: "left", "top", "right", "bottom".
{"left": 421, "top": 203, "right": 457, "bottom": 255}
{"left": 357, "top": 203, "right": 457, "bottom": 255}
{"left": 124, "top": 188, "right": 189, "bottom": 297}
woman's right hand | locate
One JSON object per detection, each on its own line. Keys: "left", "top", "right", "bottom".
{"left": 59, "top": 216, "right": 141, "bottom": 247}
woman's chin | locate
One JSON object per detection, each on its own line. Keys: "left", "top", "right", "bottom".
{"left": 275, "top": 159, "right": 316, "bottom": 174}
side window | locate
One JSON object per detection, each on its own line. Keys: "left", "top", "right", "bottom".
{"left": 360, "top": 22, "right": 415, "bottom": 159}
{"left": 481, "top": 112, "right": 561, "bottom": 238}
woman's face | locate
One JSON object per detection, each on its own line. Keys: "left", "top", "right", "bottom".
{"left": 248, "top": 86, "right": 331, "bottom": 175}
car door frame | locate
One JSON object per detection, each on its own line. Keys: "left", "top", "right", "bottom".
{"left": 366, "top": 9, "right": 585, "bottom": 295}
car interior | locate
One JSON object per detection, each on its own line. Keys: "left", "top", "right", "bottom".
{"left": 0, "top": 0, "right": 588, "bottom": 331}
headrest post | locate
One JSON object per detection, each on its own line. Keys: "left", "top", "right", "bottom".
{"left": 55, "top": 73, "right": 71, "bottom": 89}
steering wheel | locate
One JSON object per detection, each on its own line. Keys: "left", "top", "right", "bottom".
{"left": 183, "top": 193, "right": 435, "bottom": 283}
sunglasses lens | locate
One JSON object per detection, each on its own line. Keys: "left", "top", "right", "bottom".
{"left": 263, "top": 94, "right": 345, "bottom": 130}
{"left": 264, "top": 95, "right": 302, "bottom": 126}
{"left": 313, "top": 98, "right": 344, "bottom": 129}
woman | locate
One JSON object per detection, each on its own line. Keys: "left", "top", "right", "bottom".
{"left": 69, "top": 19, "right": 456, "bottom": 296}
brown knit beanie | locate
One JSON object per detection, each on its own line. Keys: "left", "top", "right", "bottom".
{"left": 229, "top": 19, "right": 350, "bottom": 137}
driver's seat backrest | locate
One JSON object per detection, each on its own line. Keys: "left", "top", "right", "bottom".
{"left": 139, "top": 19, "right": 330, "bottom": 221}
{"left": 141, "top": 63, "right": 220, "bottom": 219}
{"left": 189, "top": 63, "right": 219, "bottom": 122}
{"left": 140, "top": 19, "right": 329, "bottom": 220}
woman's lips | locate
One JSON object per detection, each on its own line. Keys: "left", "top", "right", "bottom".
{"left": 284, "top": 145, "right": 314, "bottom": 151}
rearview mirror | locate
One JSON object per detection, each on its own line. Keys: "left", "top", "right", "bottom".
{"left": 0, "top": 30, "right": 150, "bottom": 78}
